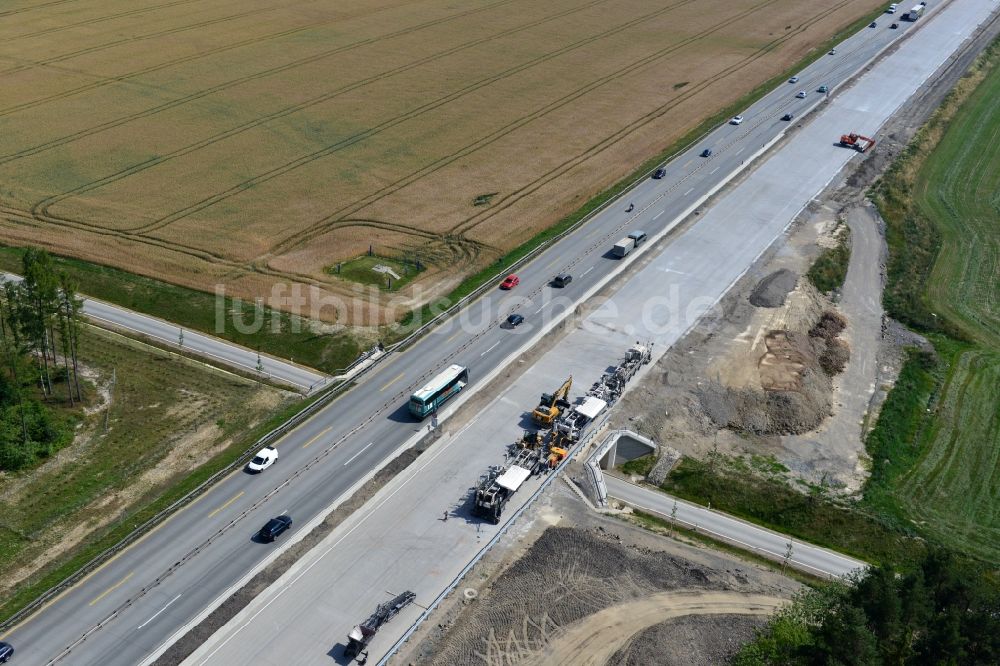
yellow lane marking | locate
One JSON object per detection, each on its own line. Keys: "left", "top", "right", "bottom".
{"left": 301, "top": 425, "right": 332, "bottom": 449}
{"left": 380, "top": 372, "right": 404, "bottom": 392}
{"left": 446, "top": 330, "right": 462, "bottom": 344}
{"left": 208, "top": 491, "right": 245, "bottom": 518}
{"left": 89, "top": 571, "right": 134, "bottom": 606}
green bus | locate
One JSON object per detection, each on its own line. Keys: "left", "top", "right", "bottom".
{"left": 409, "top": 364, "right": 469, "bottom": 419}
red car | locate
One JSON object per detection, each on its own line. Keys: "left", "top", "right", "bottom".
{"left": 499, "top": 274, "right": 520, "bottom": 290}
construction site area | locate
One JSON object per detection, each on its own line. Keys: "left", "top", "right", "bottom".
{"left": 0, "top": 0, "right": 887, "bottom": 322}
{"left": 398, "top": 486, "right": 799, "bottom": 666}
{"left": 389, "top": 12, "right": 998, "bottom": 662}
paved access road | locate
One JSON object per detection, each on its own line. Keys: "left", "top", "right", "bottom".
{"left": 0, "top": 272, "right": 329, "bottom": 393}
{"left": 184, "top": 2, "right": 998, "bottom": 665}
{"left": 605, "top": 476, "right": 866, "bottom": 579}
{"left": 2, "top": 3, "right": 985, "bottom": 664}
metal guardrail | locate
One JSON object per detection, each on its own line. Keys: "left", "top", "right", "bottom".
{"left": 377, "top": 412, "right": 613, "bottom": 665}
{"left": 0, "top": 24, "right": 810, "bottom": 632}
{"left": 382, "top": 117, "right": 727, "bottom": 356}
{"left": 0, "top": 347, "right": 380, "bottom": 632}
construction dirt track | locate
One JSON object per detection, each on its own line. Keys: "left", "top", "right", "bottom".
{"left": 0, "top": 0, "right": 883, "bottom": 322}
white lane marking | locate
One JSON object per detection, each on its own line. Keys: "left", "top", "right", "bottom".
{"left": 534, "top": 306, "right": 544, "bottom": 314}
{"left": 583, "top": 267, "right": 594, "bottom": 276}
{"left": 709, "top": 167, "right": 720, "bottom": 174}
{"left": 480, "top": 341, "right": 500, "bottom": 357}
{"left": 137, "top": 594, "right": 181, "bottom": 630}
{"left": 653, "top": 211, "right": 664, "bottom": 220}
{"left": 683, "top": 188, "right": 694, "bottom": 196}
{"left": 736, "top": 146, "right": 745, "bottom": 155}
{"left": 344, "top": 442, "right": 374, "bottom": 466}
{"left": 193, "top": 413, "right": 487, "bottom": 665}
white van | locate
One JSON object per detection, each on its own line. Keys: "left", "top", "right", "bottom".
{"left": 887, "top": 3, "right": 897, "bottom": 12}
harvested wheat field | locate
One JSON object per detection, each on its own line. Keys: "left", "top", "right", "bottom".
{"left": 0, "top": 0, "right": 881, "bottom": 322}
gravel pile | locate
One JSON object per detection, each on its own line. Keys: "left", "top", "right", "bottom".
{"left": 697, "top": 368, "right": 832, "bottom": 436}
{"left": 749, "top": 269, "right": 798, "bottom": 308}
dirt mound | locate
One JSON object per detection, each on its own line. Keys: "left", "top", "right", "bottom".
{"left": 695, "top": 309, "right": 853, "bottom": 436}
{"left": 426, "top": 527, "right": 747, "bottom": 666}
{"left": 610, "top": 613, "right": 767, "bottom": 666}
{"left": 808, "top": 310, "right": 852, "bottom": 376}
{"left": 759, "top": 330, "right": 817, "bottom": 391}
{"left": 809, "top": 310, "right": 847, "bottom": 339}
{"left": 749, "top": 269, "right": 799, "bottom": 308}
{"left": 697, "top": 367, "right": 832, "bottom": 436}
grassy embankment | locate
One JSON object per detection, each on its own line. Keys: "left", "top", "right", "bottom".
{"left": 0, "top": 328, "right": 301, "bottom": 623}
{"left": 865, "top": 36, "right": 1000, "bottom": 563}
{"left": 1, "top": 2, "right": 884, "bottom": 365}
{"left": 648, "top": 37, "right": 1000, "bottom": 569}
{"left": 0, "top": 248, "right": 360, "bottom": 374}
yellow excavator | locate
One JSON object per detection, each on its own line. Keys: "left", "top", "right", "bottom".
{"left": 531, "top": 376, "right": 572, "bottom": 426}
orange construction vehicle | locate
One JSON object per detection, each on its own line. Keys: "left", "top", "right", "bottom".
{"left": 839, "top": 132, "right": 876, "bottom": 152}
{"left": 547, "top": 445, "right": 568, "bottom": 468}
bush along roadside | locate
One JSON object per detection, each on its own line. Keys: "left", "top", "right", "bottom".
{"left": 806, "top": 223, "right": 851, "bottom": 295}
{"left": 734, "top": 549, "right": 1000, "bottom": 665}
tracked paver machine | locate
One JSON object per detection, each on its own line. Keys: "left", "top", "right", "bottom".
{"left": 553, "top": 343, "right": 652, "bottom": 444}
{"left": 472, "top": 448, "right": 541, "bottom": 524}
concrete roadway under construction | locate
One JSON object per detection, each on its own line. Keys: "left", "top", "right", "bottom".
{"left": 187, "top": 1, "right": 1000, "bottom": 663}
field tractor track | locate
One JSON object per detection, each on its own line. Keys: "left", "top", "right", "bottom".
{"left": 0, "top": 0, "right": 87, "bottom": 19}
{"left": 28, "top": 0, "right": 693, "bottom": 238}
{"left": 256, "top": 0, "right": 787, "bottom": 257}
{"left": 5, "top": 0, "right": 214, "bottom": 42}
{"left": 0, "top": 0, "right": 521, "bottom": 119}
{"left": 21, "top": 0, "right": 615, "bottom": 221}
{"left": 449, "top": 0, "right": 866, "bottom": 239}
{"left": 2, "top": 0, "right": 885, "bottom": 298}
{"left": 271, "top": 0, "right": 802, "bottom": 256}
{"left": 0, "top": 0, "right": 316, "bottom": 77}
{"left": 5, "top": 198, "right": 447, "bottom": 291}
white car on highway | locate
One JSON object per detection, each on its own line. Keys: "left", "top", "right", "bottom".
{"left": 795, "top": 90, "right": 807, "bottom": 98}
{"left": 729, "top": 115, "right": 744, "bottom": 125}
{"left": 247, "top": 446, "right": 278, "bottom": 472}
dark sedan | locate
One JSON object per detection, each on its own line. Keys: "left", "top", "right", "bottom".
{"left": 258, "top": 515, "right": 293, "bottom": 542}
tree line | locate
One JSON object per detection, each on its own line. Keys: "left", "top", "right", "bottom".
{"left": 734, "top": 549, "right": 1000, "bottom": 665}
{"left": 0, "top": 248, "right": 82, "bottom": 471}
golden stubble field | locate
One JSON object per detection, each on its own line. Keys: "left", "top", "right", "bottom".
{"left": 0, "top": 0, "right": 882, "bottom": 323}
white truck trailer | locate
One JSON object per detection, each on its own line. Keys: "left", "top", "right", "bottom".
{"left": 612, "top": 238, "right": 635, "bottom": 258}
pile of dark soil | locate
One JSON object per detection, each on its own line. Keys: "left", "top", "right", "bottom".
{"left": 610, "top": 613, "right": 765, "bottom": 665}
{"left": 749, "top": 269, "right": 799, "bottom": 307}
{"left": 426, "top": 527, "right": 749, "bottom": 666}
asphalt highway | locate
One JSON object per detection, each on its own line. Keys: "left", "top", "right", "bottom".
{"left": 1, "top": 2, "right": 987, "bottom": 664}
{"left": 605, "top": 476, "right": 866, "bottom": 578}
{"left": 186, "top": 2, "right": 998, "bottom": 663}
{"left": 0, "top": 272, "right": 329, "bottom": 392}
